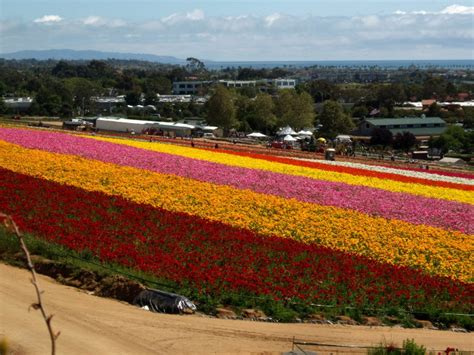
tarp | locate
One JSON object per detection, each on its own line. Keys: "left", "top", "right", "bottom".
{"left": 133, "top": 288, "right": 197, "bottom": 314}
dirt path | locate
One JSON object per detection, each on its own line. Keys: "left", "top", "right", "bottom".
{"left": 0, "top": 263, "right": 472, "bottom": 354}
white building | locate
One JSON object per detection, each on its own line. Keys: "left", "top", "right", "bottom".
{"left": 95, "top": 117, "right": 221, "bottom": 137}
{"left": 218, "top": 80, "right": 257, "bottom": 88}
{"left": 4, "top": 97, "right": 33, "bottom": 112}
{"left": 268, "top": 79, "right": 297, "bottom": 89}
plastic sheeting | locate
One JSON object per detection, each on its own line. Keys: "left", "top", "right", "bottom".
{"left": 133, "top": 288, "right": 197, "bottom": 314}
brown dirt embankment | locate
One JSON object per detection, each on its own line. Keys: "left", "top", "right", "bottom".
{"left": 0, "top": 263, "right": 472, "bottom": 355}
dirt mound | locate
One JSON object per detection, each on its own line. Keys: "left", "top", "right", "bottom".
{"left": 97, "top": 275, "right": 145, "bottom": 303}
{"left": 27, "top": 255, "right": 144, "bottom": 304}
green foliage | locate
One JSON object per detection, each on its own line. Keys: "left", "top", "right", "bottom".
{"left": 206, "top": 85, "right": 237, "bottom": 131}
{"left": 376, "top": 84, "right": 406, "bottom": 110}
{"left": 245, "top": 93, "right": 277, "bottom": 133}
{"left": 368, "top": 338, "right": 426, "bottom": 355}
{"left": 352, "top": 104, "right": 369, "bottom": 118}
{"left": 402, "top": 339, "right": 426, "bottom": 355}
{"left": 185, "top": 57, "right": 207, "bottom": 77}
{"left": 125, "top": 90, "right": 142, "bottom": 106}
{"left": 0, "top": 97, "right": 6, "bottom": 114}
{"left": 274, "top": 90, "right": 315, "bottom": 130}
{"left": 300, "top": 79, "right": 340, "bottom": 103}
{"left": 317, "top": 100, "right": 355, "bottom": 138}
{"left": 429, "top": 125, "right": 473, "bottom": 154}
{"left": 393, "top": 131, "right": 417, "bottom": 153}
{"left": 64, "top": 77, "right": 102, "bottom": 115}
{"left": 370, "top": 127, "right": 393, "bottom": 147}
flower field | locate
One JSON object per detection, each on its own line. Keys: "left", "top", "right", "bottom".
{"left": 0, "top": 126, "right": 473, "bottom": 317}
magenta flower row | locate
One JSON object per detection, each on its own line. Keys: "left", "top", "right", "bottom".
{"left": 1, "top": 128, "right": 472, "bottom": 233}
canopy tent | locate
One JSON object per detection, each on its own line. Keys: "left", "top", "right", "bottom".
{"left": 335, "top": 135, "right": 352, "bottom": 142}
{"left": 277, "top": 126, "right": 297, "bottom": 136}
{"left": 297, "top": 130, "right": 313, "bottom": 136}
{"left": 283, "top": 134, "right": 297, "bottom": 142}
{"left": 247, "top": 132, "right": 268, "bottom": 138}
{"left": 317, "top": 137, "right": 327, "bottom": 143}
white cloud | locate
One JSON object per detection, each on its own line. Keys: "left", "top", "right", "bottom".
{"left": 81, "top": 16, "right": 125, "bottom": 28}
{"left": 360, "top": 15, "right": 380, "bottom": 28}
{"left": 33, "top": 15, "right": 63, "bottom": 24}
{"left": 440, "top": 4, "right": 474, "bottom": 15}
{"left": 3, "top": 6, "right": 472, "bottom": 60}
{"left": 83, "top": 16, "right": 102, "bottom": 25}
{"left": 163, "top": 9, "right": 204, "bottom": 24}
{"left": 186, "top": 9, "right": 205, "bottom": 21}
{"left": 265, "top": 13, "right": 281, "bottom": 27}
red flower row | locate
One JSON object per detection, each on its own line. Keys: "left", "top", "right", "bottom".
{"left": 1, "top": 167, "right": 472, "bottom": 311}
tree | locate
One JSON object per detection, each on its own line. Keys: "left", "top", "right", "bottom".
{"left": 393, "top": 131, "right": 417, "bottom": 153}
{"left": 206, "top": 85, "right": 237, "bottom": 131}
{"left": 64, "top": 77, "right": 100, "bottom": 115}
{"left": 427, "top": 102, "right": 442, "bottom": 117}
{"left": 370, "top": 127, "right": 393, "bottom": 148}
{"left": 317, "top": 100, "right": 355, "bottom": 138}
{"left": 299, "top": 80, "right": 339, "bottom": 103}
{"left": 422, "top": 76, "right": 447, "bottom": 99}
{"left": 143, "top": 76, "right": 172, "bottom": 95}
{"left": 0, "top": 97, "right": 7, "bottom": 114}
{"left": 429, "top": 126, "right": 471, "bottom": 154}
{"left": 351, "top": 104, "right": 369, "bottom": 118}
{"left": 246, "top": 93, "right": 277, "bottom": 133}
{"left": 125, "top": 90, "right": 142, "bottom": 106}
{"left": 186, "top": 57, "right": 207, "bottom": 76}
{"left": 274, "top": 90, "right": 315, "bottom": 130}
{"left": 376, "top": 84, "right": 406, "bottom": 108}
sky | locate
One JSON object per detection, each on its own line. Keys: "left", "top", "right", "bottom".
{"left": 1, "top": 0, "right": 473, "bottom": 60}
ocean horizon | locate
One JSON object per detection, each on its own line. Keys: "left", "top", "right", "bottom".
{"left": 204, "top": 59, "right": 474, "bottom": 70}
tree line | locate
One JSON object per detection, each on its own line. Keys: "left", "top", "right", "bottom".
{"left": 0, "top": 59, "right": 472, "bottom": 135}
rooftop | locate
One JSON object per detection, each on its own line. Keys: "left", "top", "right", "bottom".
{"left": 365, "top": 117, "right": 446, "bottom": 126}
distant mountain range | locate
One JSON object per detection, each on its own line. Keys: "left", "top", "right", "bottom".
{"left": 0, "top": 49, "right": 186, "bottom": 64}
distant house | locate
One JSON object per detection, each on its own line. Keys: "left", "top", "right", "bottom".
{"left": 457, "top": 92, "right": 470, "bottom": 101}
{"left": 421, "top": 99, "right": 436, "bottom": 109}
{"left": 354, "top": 117, "right": 447, "bottom": 138}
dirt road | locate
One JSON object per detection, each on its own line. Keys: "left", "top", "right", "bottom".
{"left": 0, "top": 263, "right": 472, "bottom": 354}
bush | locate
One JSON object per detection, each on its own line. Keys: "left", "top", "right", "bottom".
{"left": 368, "top": 338, "right": 426, "bottom": 355}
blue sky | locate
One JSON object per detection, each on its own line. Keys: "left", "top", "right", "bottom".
{"left": 1, "top": 1, "right": 473, "bottom": 60}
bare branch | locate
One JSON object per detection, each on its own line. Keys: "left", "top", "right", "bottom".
{"left": 0, "top": 213, "right": 59, "bottom": 355}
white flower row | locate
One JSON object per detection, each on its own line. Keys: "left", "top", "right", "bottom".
{"left": 310, "top": 159, "right": 474, "bottom": 185}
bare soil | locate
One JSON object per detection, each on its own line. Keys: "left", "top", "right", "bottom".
{"left": 0, "top": 263, "right": 472, "bottom": 355}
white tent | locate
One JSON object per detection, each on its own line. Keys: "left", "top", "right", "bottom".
{"left": 277, "top": 126, "right": 297, "bottom": 136}
{"left": 283, "top": 134, "right": 297, "bottom": 142}
{"left": 335, "top": 135, "right": 352, "bottom": 142}
{"left": 297, "top": 130, "right": 313, "bottom": 136}
{"left": 247, "top": 132, "right": 268, "bottom": 138}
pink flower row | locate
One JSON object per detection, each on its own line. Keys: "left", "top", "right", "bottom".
{"left": 1, "top": 128, "right": 472, "bottom": 233}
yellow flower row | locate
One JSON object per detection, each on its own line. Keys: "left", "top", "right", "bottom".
{"left": 88, "top": 135, "right": 474, "bottom": 205}
{"left": 0, "top": 140, "right": 472, "bottom": 282}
